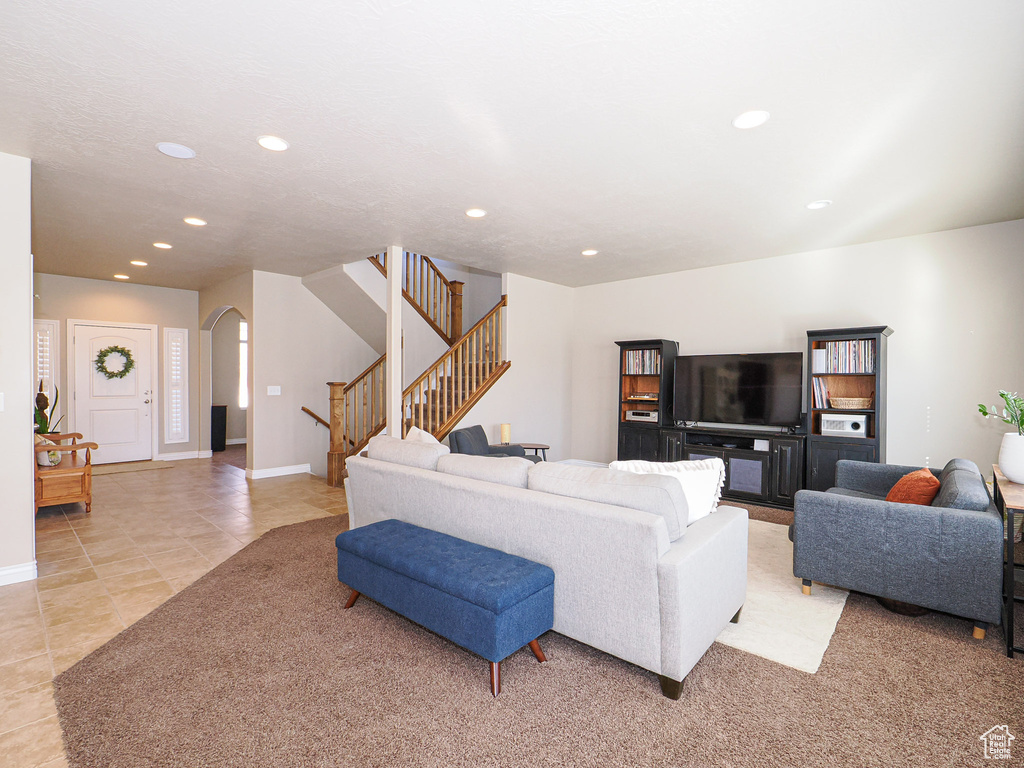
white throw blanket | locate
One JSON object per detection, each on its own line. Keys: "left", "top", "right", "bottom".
{"left": 610, "top": 458, "right": 726, "bottom": 525}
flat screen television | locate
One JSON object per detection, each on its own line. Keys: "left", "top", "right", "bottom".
{"left": 673, "top": 352, "right": 803, "bottom": 428}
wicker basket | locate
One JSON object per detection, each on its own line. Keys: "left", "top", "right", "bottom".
{"left": 830, "top": 396, "right": 873, "bottom": 410}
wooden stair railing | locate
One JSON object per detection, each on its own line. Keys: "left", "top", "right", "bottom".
{"left": 369, "top": 251, "right": 464, "bottom": 345}
{"left": 401, "top": 295, "right": 507, "bottom": 440}
{"left": 327, "top": 354, "right": 386, "bottom": 486}
{"left": 300, "top": 407, "right": 329, "bottom": 428}
{"left": 326, "top": 295, "right": 511, "bottom": 486}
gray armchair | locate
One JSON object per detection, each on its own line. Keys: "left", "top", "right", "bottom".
{"left": 448, "top": 425, "right": 541, "bottom": 463}
{"left": 792, "top": 458, "right": 1002, "bottom": 638}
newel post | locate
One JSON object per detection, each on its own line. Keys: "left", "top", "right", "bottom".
{"left": 327, "top": 381, "right": 347, "bottom": 487}
{"left": 450, "top": 280, "right": 464, "bottom": 341}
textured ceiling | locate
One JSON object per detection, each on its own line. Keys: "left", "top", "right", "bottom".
{"left": 2, "top": 0, "right": 1023, "bottom": 290}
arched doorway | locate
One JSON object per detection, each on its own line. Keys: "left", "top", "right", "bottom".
{"left": 201, "top": 305, "right": 251, "bottom": 471}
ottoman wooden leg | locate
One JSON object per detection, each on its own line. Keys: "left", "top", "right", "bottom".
{"left": 528, "top": 639, "right": 547, "bottom": 663}
{"left": 490, "top": 661, "right": 501, "bottom": 697}
{"left": 801, "top": 578, "right": 812, "bottom": 596}
{"left": 344, "top": 590, "right": 360, "bottom": 609}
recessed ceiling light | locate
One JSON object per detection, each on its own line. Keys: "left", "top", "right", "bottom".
{"left": 465, "top": 208, "right": 487, "bottom": 218}
{"left": 153, "top": 242, "right": 172, "bottom": 249}
{"left": 183, "top": 217, "right": 207, "bottom": 226}
{"left": 731, "top": 110, "right": 771, "bottom": 130}
{"left": 130, "top": 260, "right": 148, "bottom": 266}
{"left": 156, "top": 142, "right": 196, "bottom": 159}
{"left": 581, "top": 249, "right": 598, "bottom": 257}
{"left": 257, "top": 135, "right": 289, "bottom": 151}
{"left": 113, "top": 274, "right": 130, "bottom": 280}
{"left": 806, "top": 200, "right": 833, "bottom": 210}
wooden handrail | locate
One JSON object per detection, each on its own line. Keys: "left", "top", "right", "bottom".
{"left": 300, "top": 407, "right": 329, "bottom": 428}
{"left": 400, "top": 295, "right": 507, "bottom": 439}
{"left": 368, "top": 252, "right": 387, "bottom": 277}
{"left": 341, "top": 353, "right": 386, "bottom": 395}
{"left": 367, "top": 251, "right": 463, "bottom": 344}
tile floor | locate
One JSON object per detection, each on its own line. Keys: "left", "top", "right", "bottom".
{"left": 0, "top": 447, "right": 346, "bottom": 767}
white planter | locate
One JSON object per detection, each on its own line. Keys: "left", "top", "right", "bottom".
{"left": 998, "top": 432, "right": 1024, "bottom": 484}
{"left": 36, "top": 449, "right": 61, "bottom": 467}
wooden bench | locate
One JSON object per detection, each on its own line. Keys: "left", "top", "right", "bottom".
{"left": 35, "top": 433, "right": 99, "bottom": 514}
{"left": 336, "top": 519, "right": 554, "bottom": 696}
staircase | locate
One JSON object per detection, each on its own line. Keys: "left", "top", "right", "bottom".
{"left": 326, "top": 252, "right": 508, "bottom": 486}
{"left": 368, "top": 250, "right": 464, "bottom": 346}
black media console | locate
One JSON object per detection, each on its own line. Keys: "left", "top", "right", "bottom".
{"left": 653, "top": 426, "right": 804, "bottom": 509}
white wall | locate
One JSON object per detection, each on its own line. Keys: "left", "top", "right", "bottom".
{"left": 0, "top": 152, "right": 35, "bottom": 583}
{"left": 211, "top": 308, "right": 246, "bottom": 442}
{"left": 568, "top": 219, "right": 1024, "bottom": 470}
{"left": 431, "top": 258, "right": 503, "bottom": 329}
{"left": 251, "top": 271, "right": 379, "bottom": 476}
{"left": 401, "top": 301, "right": 449, "bottom": 388}
{"left": 460, "top": 273, "right": 575, "bottom": 460}
{"left": 33, "top": 273, "right": 201, "bottom": 458}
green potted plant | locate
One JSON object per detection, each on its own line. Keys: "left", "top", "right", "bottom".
{"left": 34, "top": 381, "right": 64, "bottom": 466}
{"left": 979, "top": 390, "right": 1024, "bottom": 484}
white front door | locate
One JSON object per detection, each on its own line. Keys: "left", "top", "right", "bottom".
{"left": 72, "top": 323, "right": 155, "bottom": 464}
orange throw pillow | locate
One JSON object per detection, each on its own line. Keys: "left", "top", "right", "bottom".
{"left": 885, "top": 468, "right": 941, "bottom": 505}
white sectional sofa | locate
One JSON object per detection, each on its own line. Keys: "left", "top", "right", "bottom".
{"left": 344, "top": 435, "right": 748, "bottom": 698}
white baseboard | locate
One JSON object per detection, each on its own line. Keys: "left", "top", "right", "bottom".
{"left": 246, "top": 463, "right": 311, "bottom": 480}
{"left": 0, "top": 561, "right": 37, "bottom": 586}
{"left": 157, "top": 450, "right": 215, "bottom": 461}
{"left": 225, "top": 438, "right": 248, "bottom": 446}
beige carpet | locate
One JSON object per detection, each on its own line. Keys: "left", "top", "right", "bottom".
{"left": 53, "top": 515, "right": 1024, "bottom": 768}
{"left": 716, "top": 519, "right": 847, "bottom": 673}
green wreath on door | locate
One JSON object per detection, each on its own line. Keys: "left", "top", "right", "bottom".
{"left": 94, "top": 345, "right": 136, "bottom": 380}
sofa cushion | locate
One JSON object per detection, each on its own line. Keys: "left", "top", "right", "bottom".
{"left": 931, "top": 468, "right": 991, "bottom": 511}
{"left": 885, "top": 468, "right": 941, "bottom": 505}
{"left": 404, "top": 426, "right": 441, "bottom": 445}
{"left": 528, "top": 462, "right": 688, "bottom": 541}
{"left": 939, "top": 458, "right": 980, "bottom": 482}
{"left": 436, "top": 454, "right": 532, "bottom": 489}
{"left": 609, "top": 458, "right": 724, "bottom": 525}
{"left": 826, "top": 487, "right": 884, "bottom": 500}
{"left": 366, "top": 435, "right": 449, "bottom": 471}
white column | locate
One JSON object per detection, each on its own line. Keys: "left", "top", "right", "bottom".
{"left": 385, "top": 245, "right": 403, "bottom": 436}
{"left": 0, "top": 152, "right": 36, "bottom": 584}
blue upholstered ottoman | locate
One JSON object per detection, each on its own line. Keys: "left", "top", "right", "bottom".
{"left": 335, "top": 519, "right": 555, "bottom": 696}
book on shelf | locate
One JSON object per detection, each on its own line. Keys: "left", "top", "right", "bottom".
{"left": 811, "top": 377, "right": 829, "bottom": 409}
{"left": 817, "top": 339, "right": 875, "bottom": 374}
{"left": 623, "top": 348, "right": 661, "bottom": 375}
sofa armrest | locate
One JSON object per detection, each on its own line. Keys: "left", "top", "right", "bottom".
{"left": 834, "top": 460, "right": 933, "bottom": 496}
{"left": 657, "top": 506, "right": 748, "bottom": 681}
{"left": 793, "top": 489, "right": 1002, "bottom": 623}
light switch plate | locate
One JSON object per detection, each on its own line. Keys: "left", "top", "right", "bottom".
{"left": 267, "top": 385, "right": 282, "bottom": 396}
{"left": 0, "top": 392, "right": 4, "bottom": 411}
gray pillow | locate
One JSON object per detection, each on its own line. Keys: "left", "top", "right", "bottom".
{"left": 931, "top": 468, "right": 991, "bottom": 511}
{"left": 938, "top": 458, "right": 980, "bottom": 483}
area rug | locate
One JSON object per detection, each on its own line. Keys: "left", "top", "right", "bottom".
{"left": 716, "top": 519, "right": 847, "bottom": 673}
{"left": 93, "top": 461, "right": 174, "bottom": 475}
{"left": 54, "top": 516, "right": 1024, "bottom": 768}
